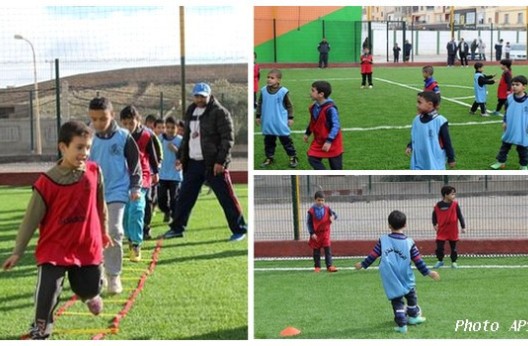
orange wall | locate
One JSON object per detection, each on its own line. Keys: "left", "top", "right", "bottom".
{"left": 254, "top": 6, "right": 343, "bottom": 46}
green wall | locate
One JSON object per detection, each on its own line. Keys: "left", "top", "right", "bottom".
{"left": 255, "top": 7, "right": 363, "bottom": 64}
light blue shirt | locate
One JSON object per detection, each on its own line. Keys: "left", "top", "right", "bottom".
{"left": 379, "top": 234, "right": 416, "bottom": 300}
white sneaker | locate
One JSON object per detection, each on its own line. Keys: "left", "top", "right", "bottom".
{"left": 107, "top": 274, "right": 123, "bottom": 294}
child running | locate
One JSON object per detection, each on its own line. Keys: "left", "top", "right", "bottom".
{"left": 2, "top": 121, "right": 113, "bottom": 339}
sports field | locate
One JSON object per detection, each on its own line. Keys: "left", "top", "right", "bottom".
{"left": 0, "top": 186, "right": 248, "bottom": 340}
{"left": 254, "top": 256, "right": 528, "bottom": 339}
{"left": 253, "top": 65, "right": 528, "bottom": 170}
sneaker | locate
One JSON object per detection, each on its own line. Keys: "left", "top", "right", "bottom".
{"left": 289, "top": 156, "right": 299, "bottom": 168}
{"left": 451, "top": 262, "right": 458, "bottom": 269}
{"left": 314, "top": 267, "right": 321, "bottom": 273}
{"left": 107, "top": 275, "right": 123, "bottom": 294}
{"left": 433, "top": 261, "right": 444, "bottom": 269}
{"left": 491, "top": 111, "right": 502, "bottom": 116}
{"left": 28, "top": 323, "right": 53, "bottom": 340}
{"left": 360, "top": 85, "right": 365, "bottom": 89}
{"left": 327, "top": 265, "right": 338, "bottom": 272}
{"left": 229, "top": 233, "right": 246, "bottom": 241}
{"left": 480, "top": 113, "right": 489, "bottom": 117}
{"left": 394, "top": 325, "right": 407, "bottom": 333}
{"left": 260, "top": 157, "right": 274, "bottom": 168}
{"left": 143, "top": 233, "right": 152, "bottom": 241}
{"left": 490, "top": 162, "right": 506, "bottom": 170}
{"left": 521, "top": 166, "right": 528, "bottom": 170}
{"left": 408, "top": 316, "right": 427, "bottom": 325}
{"left": 130, "top": 244, "right": 141, "bottom": 262}
{"left": 86, "top": 295, "right": 103, "bottom": 315}
{"left": 468, "top": 111, "right": 476, "bottom": 115}
{"left": 368, "top": 85, "right": 373, "bottom": 89}
{"left": 162, "top": 229, "right": 184, "bottom": 239}
{"left": 163, "top": 213, "right": 171, "bottom": 223}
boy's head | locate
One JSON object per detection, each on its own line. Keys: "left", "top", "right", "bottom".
{"left": 164, "top": 116, "right": 177, "bottom": 137}
{"left": 176, "top": 119, "right": 185, "bottom": 135}
{"left": 500, "top": 59, "right": 512, "bottom": 70}
{"left": 145, "top": 114, "right": 157, "bottom": 130}
{"left": 416, "top": 91, "right": 439, "bottom": 113}
{"left": 153, "top": 118, "right": 165, "bottom": 136}
{"left": 422, "top": 65, "right": 434, "bottom": 78}
{"left": 474, "top": 62, "right": 484, "bottom": 71}
{"left": 388, "top": 210, "right": 406, "bottom": 232}
{"left": 441, "top": 185, "right": 456, "bottom": 197}
{"left": 511, "top": 75, "right": 528, "bottom": 95}
{"left": 88, "top": 97, "right": 114, "bottom": 133}
{"left": 363, "top": 47, "right": 370, "bottom": 54}
{"left": 314, "top": 191, "right": 325, "bottom": 207}
{"left": 267, "top": 69, "right": 282, "bottom": 87}
{"left": 310, "top": 80, "right": 332, "bottom": 101}
{"left": 58, "top": 120, "right": 93, "bottom": 169}
{"left": 119, "top": 105, "right": 141, "bottom": 133}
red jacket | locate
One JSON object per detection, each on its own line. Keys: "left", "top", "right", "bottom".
{"left": 497, "top": 70, "right": 512, "bottom": 99}
{"left": 360, "top": 54, "right": 373, "bottom": 74}
{"left": 434, "top": 200, "right": 460, "bottom": 241}
{"left": 308, "top": 205, "right": 332, "bottom": 249}
{"left": 307, "top": 102, "right": 343, "bottom": 158}
{"left": 33, "top": 162, "right": 103, "bottom": 266}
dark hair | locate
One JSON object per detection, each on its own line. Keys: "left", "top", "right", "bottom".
{"left": 422, "top": 65, "right": 434, "bottom": 75}
{"left": 441, "top": 185, "right": 456, "bottom": 197}
{"left": 268, "top": 69, "right": 282, "bottom": 79}
{"left": 417, "top": 91, "right": 440, "bottom": 107}
{"left": 120, "top": 105, "right": 140, "bottom": 120}
{"left": 388, "top": 210, "right": 406, "bottom": 230}
{"left": 145, "top": 114, "right": 158, "bottom": 124}
{"left": 176, "top": 119, "right": 185, "bottom": 128}
{"left": 165, "top": 116, "right": 176, "bottom": 125}
{"left": 500, "top": 59, "right": 512, "bottom": 69}
{"left": 512, "top": 75, "right": 528, "bottom": 85}
{"left": 58, "top": 120, "right": 92, "bottom": 145}
{"left": 154, "top": 118, "right": 165, "bottom": 127}
{"left": 89, "top": 97, "right": 113, "bottom": 111}
{"left": 314, "top": 191, "right": 325, "bottom": 199}
{"left": 474, "top": 62, "right": 484, "bottom": 70}
{"left": 312, "top": 81, "right": 332, "bottom": 98}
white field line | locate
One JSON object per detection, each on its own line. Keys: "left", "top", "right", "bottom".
{"left": 255, "top": 264, "right": 528, "bottom": 272}
{"left": 254, "top": 77, "right": 501, "bottom": 136}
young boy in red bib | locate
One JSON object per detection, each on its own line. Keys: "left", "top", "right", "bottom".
{"left": 432, "top": 186, "right": 466, "bottom": 269}
{"left": 2, "top": 121, "right": 113, "bottom": 339}
{"left": 307, "top": 191, "right": 338, "bottom": 272}
{"left": 303, "top": 80, "right": 344, "bottom": 170}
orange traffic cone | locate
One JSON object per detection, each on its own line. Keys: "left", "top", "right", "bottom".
{"left": 280, "top": 326, "right": 301, "bottom": 337}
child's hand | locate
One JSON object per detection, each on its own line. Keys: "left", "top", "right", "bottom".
{"left": 461, "top": 228, "right": 466, "bottom": 234}
{"left": 102, "top": 233, "right": 114, "bottom": 248}
{"left": 175, "top": 160, "right": 182, "bottom": 171}
{"left": 502, "top": 123, "right": 507, "bottom": 131}
{"left": 151, "top": 173, "right": 159, "bottom": 185}
{"left": 2, "top": 254, "right": 20, "bottom": 271}
{"left": 130, "top": 191, "right": 141, "bottom": 201}
{"left": 310, "top": 234, "right": 317, "bottom": 241}
{"left": 322, "top": 142, "right": 331, "bottom": 152}
{"left": 405, "top": 147, "right": 412, "bottom": 156}
{"left": 288, "top": 119, "right": 294, "bottom": 127}
{"left": 429, "top": 271, "right": 440, "bottom": 281}
{"left": 354, "top": 262, "right": 363, "bottom": 270}
{"left": 433, "top": 225, "right": 438, "bottom": 232}
{"left": 303, "top": 134, "right": 309, "bottom": 143}
{"left": 256, "top": 119, "right": 261, "bottom": 126}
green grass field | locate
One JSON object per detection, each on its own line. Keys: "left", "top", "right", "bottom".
{"left": 0, "top": 186, "right": 248, "bottom": 340}
{"left": 254, "top": 65, "right": 528, "bottom": 170}
{"left": 254, "top": 256, "right": 528, "bottom": 339}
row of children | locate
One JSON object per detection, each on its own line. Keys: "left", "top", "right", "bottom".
{"left": 308, "top": 186, "right": 465, "bottom": 333}
{"left": 2, "top": 82, "right": 247, "bottom": 339}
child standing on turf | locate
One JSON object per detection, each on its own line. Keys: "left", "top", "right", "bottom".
{"left": 493, "top": 59, "right": 513, "bottom": 116}
{"left": 304, "top": 81, "right": 344, "bottom": 170}
{"left": 256, "top": 69, "right": 299, "bottom": 168}
{"left": 355, "top": 210, "right": 440, "bottom": 334}
{"left": 490, "top": 75, "right": 528, "bottom": 170}
{"left": 470, "top": 62, "right": 496, "bottom": 116}
{"left": 2, "top": 121, "right": 113, "bottom": 340}
{"left": 120, "top": 105, "right": 160, "bottom": 259}
{"left": 432, "top": 186, "right": 466, "bottom": 269}
{"left": 88, "top": 97, "right": 142, "bottom": 294}
{"left": 406, "top": 91, "right": 456, "bottom": 170}
{"left": 307, "top": 191, "right": 338, "bottom": 272}
{"left": 158, "top": 116, "right": 183, "bottom": 223}
{"left": 360, "top": 47, "right": 373, "bottom": 88}
{"left": 422, "top": 65, "right": 441, "bottom": 103}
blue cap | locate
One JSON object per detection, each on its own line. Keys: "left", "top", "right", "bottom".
{"left": 192, "top": 82, "right": 211, "bottom": 97}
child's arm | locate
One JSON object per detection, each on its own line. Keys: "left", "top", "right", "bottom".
{"left": 439, "top": 123, "right": 456, "bottom": 167}
{"left": 96, "top": 167, "right": 113, "bottom": 248}
{"left": 323, "top": 107, "right": 341, "bottom": 152}
{"left": 255, "top": 93, "right": 263, "bottom": 126}
{"left": 306, "top": 212, "right": 316, "bottom": 240}
{"left": 146, "top": 136, "right": 160, "bottom": 185}
{"left": 2, "top": 190, "right": 45, "bottom": 270}
{"left": 284, "top": 92, "right": 294, "bottom": 127}
{"left": 355, "top": 239, "right": 381, "bottom": 270}
{"left": 124, "top": 135, "right": 143, "bottom": 200}
{"left": 457, "top": 203, "right": 466, "bottom": 233}
{"left": 329, "top": 208, "right": 338, "bottom": 222}
{"left": 411, "top": 243, "right": 440, "bottom": 280}
{"left": 432, "top": 208, "right": 438, "bottom": 231}
{"left": 405, "top": 141, "right": 412, "bottom": 156}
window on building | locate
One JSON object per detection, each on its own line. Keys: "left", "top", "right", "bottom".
{"left": 504, "top": 13, "right": 509, "bottom": 25}
{"left": 518, "top": 13, "right": 523, "bottom": 24}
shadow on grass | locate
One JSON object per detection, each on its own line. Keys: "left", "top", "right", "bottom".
{"left": 1, "top": 265, "right": 37, "bottom": 279}
{"left": 0, "top": 301, "right": 34, "bottom": 313}
{"left": 158, "top": 238, "right": 232, "bottom": 250}
{"left": 130, "top": 325, "right": 248, "bottom": 340}
{"left": 156, "top": 249, "right": 247, "bottom": 265}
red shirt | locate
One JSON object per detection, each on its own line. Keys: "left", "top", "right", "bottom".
{"left": 307, "top": 102, "right": 344, "bottom": 158}
{"left": 254, "top": 63, "right": 260, "bottom": 93}
{"left": 308, "top": 205, "right": 332, "bottom": 249}
{"left": 498, "top": 70, "right": 512, "bottom": 99}
{"left": 360, "top": 54, "right": 373, "bottom": 74}
{"left": 434, "top": 200, "right": 460, "bottom": 241}
{"left": 33, "top": 161, "right": 103, "bottom": 266}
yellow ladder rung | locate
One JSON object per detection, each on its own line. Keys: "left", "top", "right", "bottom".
{"left": 53, "top": 328, "right": 118, "bottom": 335}
{"left": 61, "top": 311, "right": 115, "bottom": 317}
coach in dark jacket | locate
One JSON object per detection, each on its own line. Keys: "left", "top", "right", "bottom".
{"left": 163, "top": 82, "right": 247, "bottom": 241}
{"left": 447, "top": 37, "right": 458, "bottom": 67}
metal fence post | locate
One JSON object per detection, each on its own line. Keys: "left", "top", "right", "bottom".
{"left": 291, "top": 175, "right": 301, "bottom": 240}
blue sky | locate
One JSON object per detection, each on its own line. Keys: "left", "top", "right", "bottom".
{"left": 0, "top": 5, "right": 249, "bottom": 87}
